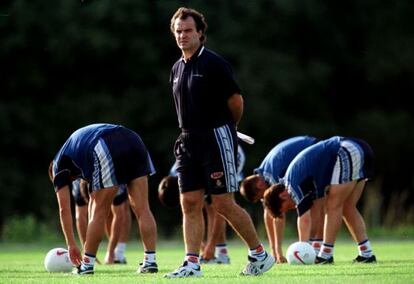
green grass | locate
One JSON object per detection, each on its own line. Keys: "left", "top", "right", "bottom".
{"left": 1, "top": 239, "right": 414, "bottom": 283}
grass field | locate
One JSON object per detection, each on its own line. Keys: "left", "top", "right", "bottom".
{"left": 1, "top": 239, "right": 413, "bottom": 283}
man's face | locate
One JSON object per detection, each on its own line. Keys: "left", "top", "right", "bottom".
{"left": 173, "top": 16, "right": 202, "bottom": 53}
{"left": 279, "top": 189, "right": 296, "bottom": 213}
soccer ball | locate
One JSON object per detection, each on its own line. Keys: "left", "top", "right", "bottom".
{"left": 286, "top": 241, "right": 316, "bottom": 265}
{"left": 44, "top": 248, "right": 73, "bottom": 272}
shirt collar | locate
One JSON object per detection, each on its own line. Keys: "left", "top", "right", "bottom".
{"left": 181, "top": 45, "right": 205, "bottom": 62}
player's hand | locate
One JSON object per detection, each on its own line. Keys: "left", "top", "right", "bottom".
{"left": 276, "top": 255, "right": 287, "bottom": 264}
{"left": 68, "top": 245, "right": 82, "bottom": 266}
{"left": 202, "top": 243, "right": 215, "bottom": 260}
{"left": 104, "top": 252, "right": 115, "bottom": 265}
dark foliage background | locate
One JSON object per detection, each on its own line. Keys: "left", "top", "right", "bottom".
{"left": 1, "top": 0, "right": 413, "bottom": 239}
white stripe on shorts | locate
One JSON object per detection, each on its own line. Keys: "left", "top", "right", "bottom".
{"left": 214, "top": 125, "right": 238, "bottom": 193}
{"left": 92, "top": 138, "right": 117, "bottom": 190}
{"left": 330, "top": 140, "right": 364, "bottom": 184}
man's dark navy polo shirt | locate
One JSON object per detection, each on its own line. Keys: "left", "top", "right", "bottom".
{"left": 170, "top": 45, "right": 241, "bottom": 130}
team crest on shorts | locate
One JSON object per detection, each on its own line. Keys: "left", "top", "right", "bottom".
{"left": 211, "top": 172, "right": 224, "bottom": 189}
{"left": 210, "top": 172, "right": 224, "bottom": 179}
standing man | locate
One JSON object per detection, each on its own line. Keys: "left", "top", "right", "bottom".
{"left": 165, "top": 7, "right": 274, "bottom": 278}
{"left": 49, "top": 123, "right": 158, "bottom": 275}
{"left": 240, "top": 136, "right": 322, "bottom": 263}
{"left": 263, "top": 136, "right": 377, "bottom": 264}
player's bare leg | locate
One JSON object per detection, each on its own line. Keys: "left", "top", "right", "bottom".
{"left": 84, "top": 187, "right": 118, "bottom": 256}
{"left": 75, "top": 205, "right": 88, "bottom": 250}
{"left": 323, "top": 182, "right": 355, "bottom": 244}
{"left": 74, "top": 187, "right": 117, "bottom": 274}
{"left": 342, "top": 181, "right": 367, "bottom": 242}
{"left": 128, "top": 176, "right": 158, "bottom": 273}
{"left": 310, "top": 197, "right": 325, "bottom": 255}
{"left": 211, "top": 193, "right": 275, "bottom": 275}
{"left": 318, "top": 182, "right": 355, "bottom": 262}
{"left": 105, "top": 204, "right": 124, "bottom": 264}
{"left": 181, "top": 190, "right": 205, "bottom": 258}
{"left": 128, "top": 176, "right": 157, "bottom": 251}
{"left": 342, "top": 180, "right": 376, "bottom": 262}
{"left": 211, "top": 193, "right": 259, "bottom": 248}
{"left": 114, "top": 201, "right": 131, "bottom": 264}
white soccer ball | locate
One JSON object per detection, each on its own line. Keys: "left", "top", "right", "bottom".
{"left": 286, "top": 241, "right": 316, "bottom": 265}
{"left": 44, "top": 248, "right": 73, "bottom": 272}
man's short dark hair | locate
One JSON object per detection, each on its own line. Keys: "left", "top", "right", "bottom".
{"left": 170, "top": 7, "right": 208, "bottom": 43}
{"left": 263, "top": 184, "right": 286, "bottom": 218}
{"left": 158, "top": 175, "right": 180, "bottom": 208}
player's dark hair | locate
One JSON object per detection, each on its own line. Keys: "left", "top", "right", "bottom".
{"left": 240, "top": 175, "right": 261, "bottom": 203}
{"left": 263, "top": 184, "right": 286, "bottom": 218}
{"left": 158, "top": 175, "right": 180, "bottom": 208}
{"left": 170, "top": 7, "right": 208, "bottom": 43}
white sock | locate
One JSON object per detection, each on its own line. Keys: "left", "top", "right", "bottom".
{"left": 318, "top": 243, "right": 334, "bottom": 259}
{"left": 81, "top": 253, "right": 95, "bottom": 268}
{"left": 184, "top": 254, "right": 200, "bottom": 268}
{"left": 215, "top": 243, "right": 228, "bottom": 257}
{"left": 144, "top": 251, "right": 156, "bottom": 264}
{"left": 358, "top": 239, "right": 373, "bottom": 258}
{"left": 248, "top": 244, "right": 266, "bottom": 261}
{"left": 115, "top": 242, "right": 127, "bottom": 260}
{"left": 311, "top": 238, "right": 323, "bottom": 255}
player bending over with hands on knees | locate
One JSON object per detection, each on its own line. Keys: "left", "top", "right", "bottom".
{"left": 263, "top": 136, "right": 377, "bottom": 264}
{"left": 49, "top": 123, "right": 158, "bottom": 275}
{"left": 165, "top": 7, "right": 274, "bottom": 278}
{"left": 240, "top": 136, "right": 324, "bottom": 263}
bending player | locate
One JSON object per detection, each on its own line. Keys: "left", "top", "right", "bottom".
{"left": 263, "top": 136, "right": 377, "bottom": 264}
{"left": 240, "top": 136, "right": 322, "bottom": 263}
{"left": 49, "top": 123, "right": 158, "bottom": 275}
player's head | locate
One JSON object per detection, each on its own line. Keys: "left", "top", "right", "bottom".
{"left": 240, "top": 174, "right": 268, "bottom": 203}
{"left": 263, "top": 184, "right": 294, "bottom": 218}
{"left": 170, "top": 7, "right": 208, "bottom": 43}
{"left": 158, "top": 175, "right": 180, "bottom": 208}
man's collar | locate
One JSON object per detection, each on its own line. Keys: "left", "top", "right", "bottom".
{"left": 181, "top": 45, "right": 205, "bottom": 62}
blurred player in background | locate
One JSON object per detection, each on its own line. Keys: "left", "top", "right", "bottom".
{"left": 263, "top": 136, "right": 377, "bottom": 264}
{"left": 49, "top": 123, "right": 158, "bottom": 275}
{"left": 240, "top": 136, "right": 322, "bottom": 262}
{"left": 102, "top": 184, "right": 131, "bottom": 264}
{"left": 104, "top": 195, "right": 131, "bottom": 264}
